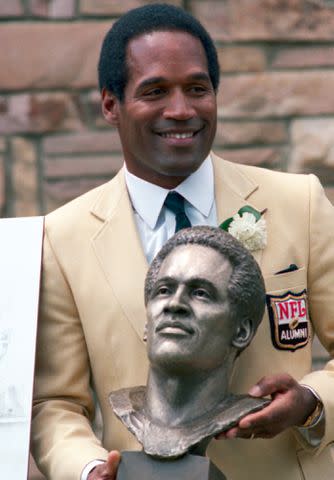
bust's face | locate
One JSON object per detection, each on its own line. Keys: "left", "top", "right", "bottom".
{"left": 146, "top": 244, "right": 237, "bottom": 373}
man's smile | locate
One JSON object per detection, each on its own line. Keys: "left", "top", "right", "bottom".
{"left": 154, "top": 127, "right": 204, "bottom": 147}
{"left": 159, "top": 132, "right": 195, "bottom": 139}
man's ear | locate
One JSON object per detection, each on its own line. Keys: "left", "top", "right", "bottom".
{"left": 231, "top": 317, "right": 253, "bottom": 350}
{"left": 101, "top": 88, "right": 120, "bottom": 126}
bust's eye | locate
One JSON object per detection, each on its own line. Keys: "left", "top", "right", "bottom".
{"left": 157, "top": 286, "right": 171, "bottom": 296}
{"left": 193, "top": 288, "right": 210, "bottom": 299}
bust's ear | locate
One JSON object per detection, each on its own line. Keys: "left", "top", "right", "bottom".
{"left": 102, "top": 88, "right": 120, "bottom": 126}
{"left": 231, "top": 317, "right": 253, "bottom": 350}
{"left": 143, "top": 323, "right": 148, "bottom": 342}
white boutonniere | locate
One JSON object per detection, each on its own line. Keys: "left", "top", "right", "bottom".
{"left": 220, "top": 206, "right": 267, "bottom": 252}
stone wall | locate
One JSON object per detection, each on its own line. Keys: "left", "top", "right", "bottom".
{"left": 2, "top": 0, "right": 334, "bottom": 219}
{"left": 1, "top": 1, "right": 332, "bottom": 478}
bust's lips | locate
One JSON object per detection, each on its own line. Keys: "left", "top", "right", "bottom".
{"left": 156, "top": 320, "right": 194, "bottom": 336}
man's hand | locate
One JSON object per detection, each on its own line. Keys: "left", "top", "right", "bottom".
{"left": 88, "top": 451, "right": 121, "bottom": 480}
{"left": 218, "top": 374, "right": 317, "bottom": 440}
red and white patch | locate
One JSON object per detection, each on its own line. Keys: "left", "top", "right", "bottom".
{"left": 266, "top": 290, "right": 310, "bottom": 351}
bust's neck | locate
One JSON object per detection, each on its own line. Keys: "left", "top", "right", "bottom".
{"left": 145, "top": 359, "right": 235, "bottom": 428}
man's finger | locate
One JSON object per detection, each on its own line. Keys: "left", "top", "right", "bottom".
{"left": 248, "top": 374, "right": 295, "bottom": 397}
{"left": 219, "top": 427, "right": 239, "bottom": 439}
{"left": 104, "top": 450, "right": 121, "bottom": 476}
{"left": 238, "top": 403, "right": 274, "bottom": 430}
{"left": 89, "top": 451, "right": 121, "bottom": 479}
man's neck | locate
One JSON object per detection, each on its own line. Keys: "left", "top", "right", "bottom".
{"left": 125, "top": 166, "right": 188, "bottom": 190}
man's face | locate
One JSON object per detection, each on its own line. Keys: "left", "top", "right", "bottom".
{"left": 146, "top": 245, "right": 238, "bottom": 373}
{"left": 103, "top": 30, "right": 217, "bottom": 189}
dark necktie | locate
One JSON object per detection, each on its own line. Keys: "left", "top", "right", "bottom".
{"left": 164, "top": 191, "right": 191, "bottom": 233}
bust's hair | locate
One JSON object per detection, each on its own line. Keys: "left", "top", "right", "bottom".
{"left": 98, "top": 3, "right": 220, "bottom": 101}
{"left": 145, "top": 226, "right": 265, "bottom": 336}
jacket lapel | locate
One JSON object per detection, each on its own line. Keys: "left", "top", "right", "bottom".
{"left": 212, "top": 153, "right": 267, "bottom": 266}
{"left": 90, "top": 169, "right": 148, "bottom": 340}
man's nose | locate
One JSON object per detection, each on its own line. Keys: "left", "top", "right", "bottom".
{"left": 163, "top": 90, "right": 195, "bottom": 120}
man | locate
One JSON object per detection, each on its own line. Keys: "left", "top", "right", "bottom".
{"left": 110, "top": 226, "right": 269, "bottom": 461}
{"left": 31, "top": 4, "right": 334, "bottom": 480}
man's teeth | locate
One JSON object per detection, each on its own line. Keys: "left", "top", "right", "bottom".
{"left": 160, "top": 132, "right": 194, "bottom": 139}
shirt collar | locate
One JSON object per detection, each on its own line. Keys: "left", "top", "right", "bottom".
{"left": 124, "top": 156, "right": 214, "bottom": 229}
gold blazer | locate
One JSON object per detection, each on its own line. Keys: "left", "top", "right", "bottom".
{"left": 32, "top": 154, "right": 334, "bottom": 479}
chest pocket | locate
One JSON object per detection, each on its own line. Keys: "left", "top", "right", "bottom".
{"left": 264, "top": 267, "right": 307, "bottom": 294}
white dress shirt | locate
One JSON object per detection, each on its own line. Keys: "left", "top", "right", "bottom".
{"left": 124, "top": 155, "right": 217, "bottom": 263}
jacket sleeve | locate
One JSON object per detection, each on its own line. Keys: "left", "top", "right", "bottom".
{"left": 296, "top": 174, "right": 334, "bottom": 453}
{"left": 31, "top": 226, "right": 108, "bottom": 480}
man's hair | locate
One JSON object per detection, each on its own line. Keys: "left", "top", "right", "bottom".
{"left": 98, "top": 3, "right": 220, "bottom": 101}
{"left": 145, "top": 226, "right": 265, "bottom": 339}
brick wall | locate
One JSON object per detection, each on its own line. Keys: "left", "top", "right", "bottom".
{"left": 1, "top": 1, "right": 333, "bottom": 477}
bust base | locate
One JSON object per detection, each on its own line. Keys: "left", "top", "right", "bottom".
{"left": 116, "top": 451, "right": 226, "bottom": 480}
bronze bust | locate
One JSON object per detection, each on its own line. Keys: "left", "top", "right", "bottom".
{"left": 110, "top": 226, "right": 269, "bottom": 460}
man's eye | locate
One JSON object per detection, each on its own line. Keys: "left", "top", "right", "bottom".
{"left": 143, "top": 88, "right": 164, "bottom": 97}
{"left": 189, "top": 85, "right": 208, "bottom": 95}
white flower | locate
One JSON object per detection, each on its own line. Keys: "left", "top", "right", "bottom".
{"left": 228, "top": 212, "right": 267, "bottom": 251}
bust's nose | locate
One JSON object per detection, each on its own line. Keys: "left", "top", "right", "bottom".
{"left": 163, "top": 285, "right": 190, "bottom": 315}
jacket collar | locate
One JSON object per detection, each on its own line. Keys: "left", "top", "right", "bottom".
{"left": 90, "top": 156, "right": 264, "bottom": 222}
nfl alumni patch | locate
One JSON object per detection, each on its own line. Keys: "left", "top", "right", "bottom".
{"left": 266, "top": 290, "right": 310, "bottom": 351}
